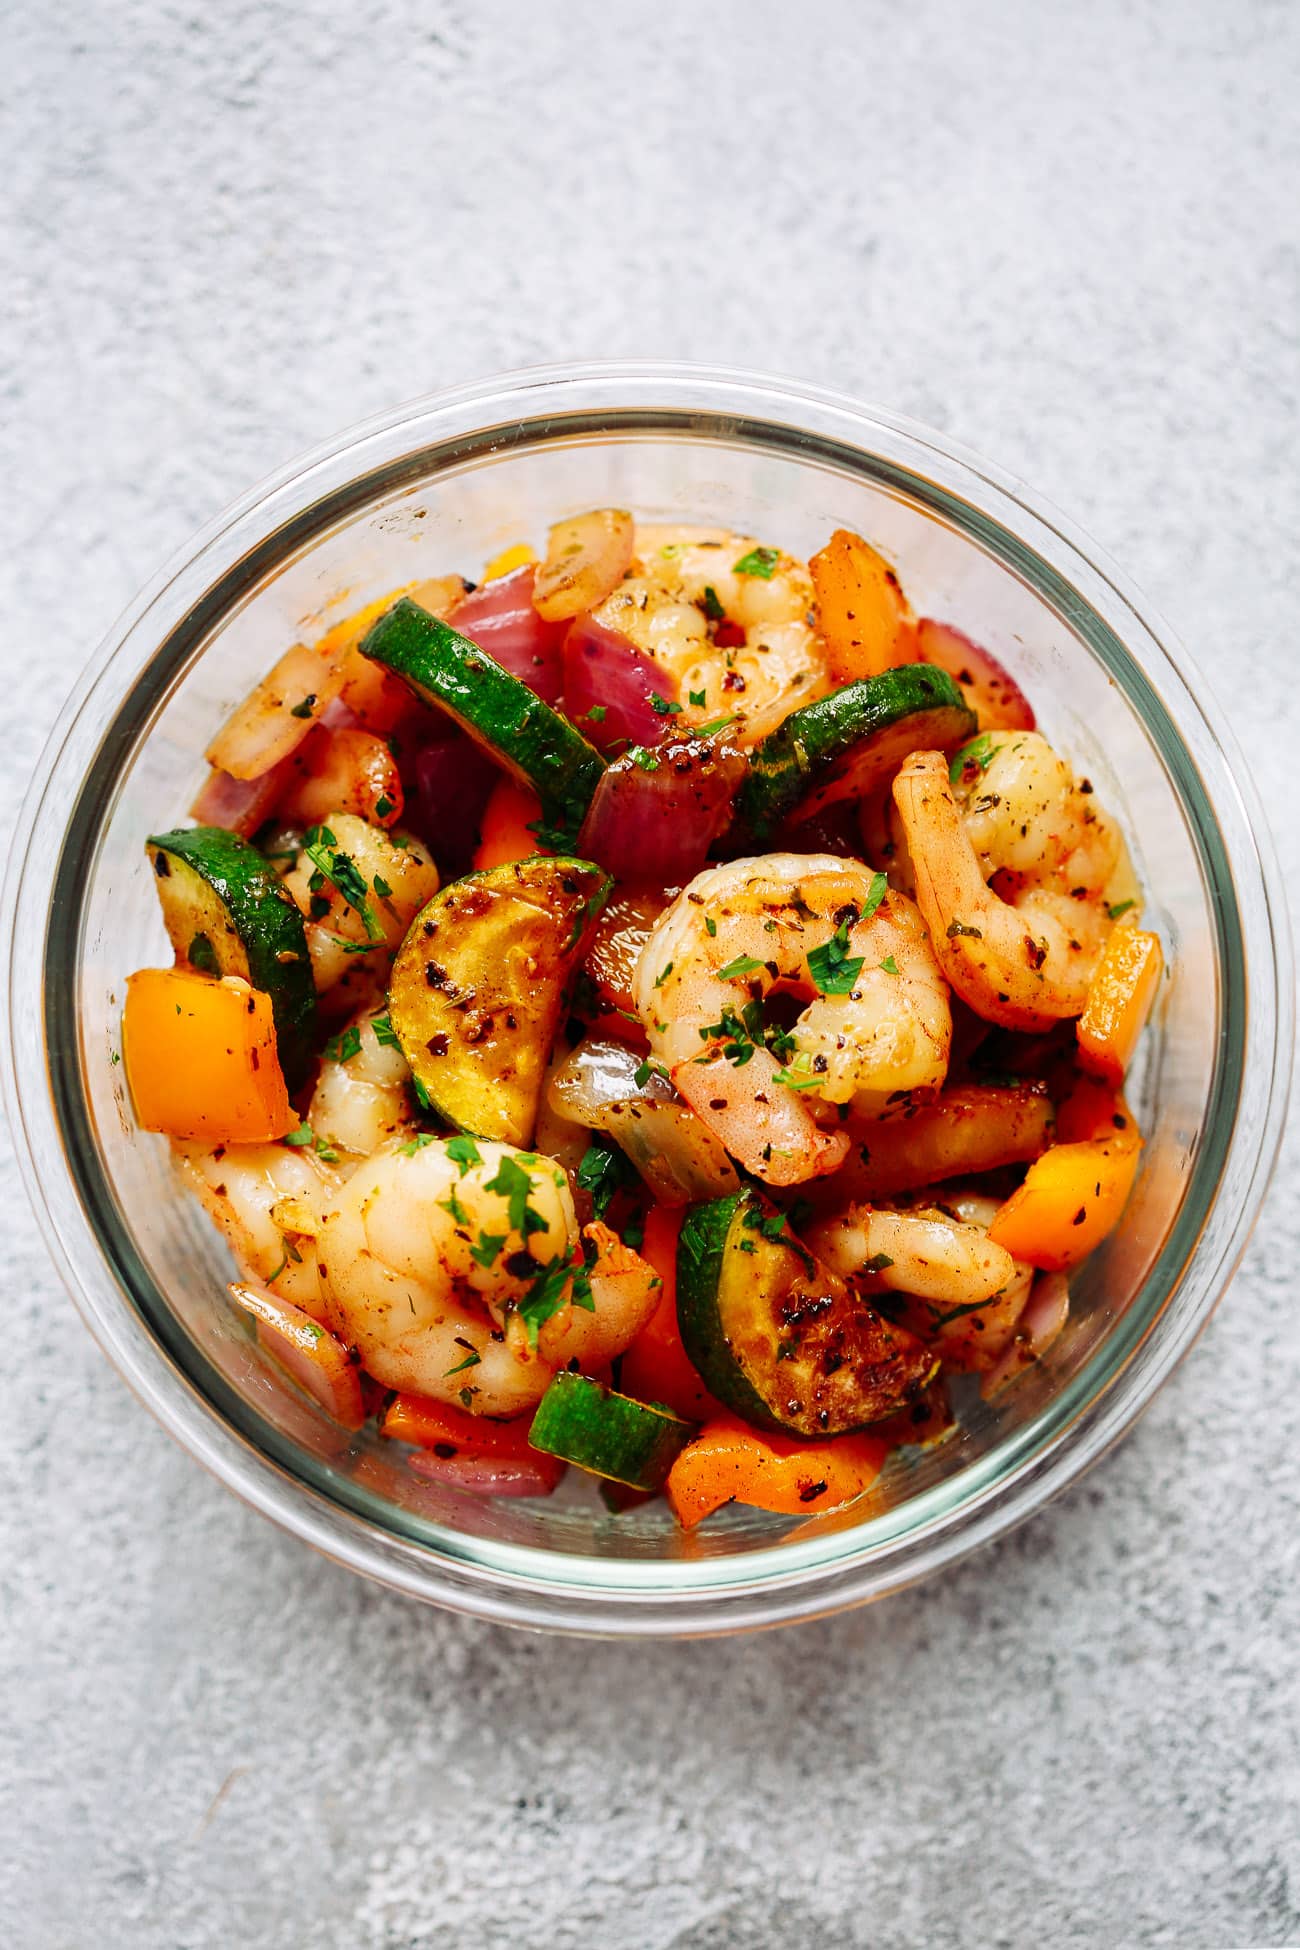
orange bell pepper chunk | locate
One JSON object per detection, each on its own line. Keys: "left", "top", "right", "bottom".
{"left": 123, "top": 968, "right": 294, "bottom": 1143}
{"left": 1054, "top": 1070, "right": 1139, "bottom": 1146}
{"left": 619, "top": 1206, "right": 727, "bottom": 1422}
{"left": 667, "top": 1415, "right": 890, "bottom": 1528}
{"left": 810, "top": 527, "right": 918, "bottom": 683}
{"left": 986, "top": 1129, "right": 1143, "bottom": 1270}
{"left": 229, "top": 1280, "right": 364, "bottom": 1428}
{"left": 1077, "top": 924, "right": 1164, "bottom": 1085}
{"left": 381, "top": 1391, "right": 565, "bottom": 1488}
{"left": 471, "top": 776, "right": 548, "bottom": 871}
{"left": 481, "top": 541, "right": 538, "bottom": 580}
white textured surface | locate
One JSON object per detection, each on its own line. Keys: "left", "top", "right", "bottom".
{"left": 3, "top": 3, "right": 1298, "bottom": 1945}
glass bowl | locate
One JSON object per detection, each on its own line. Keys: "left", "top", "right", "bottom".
{"left": 4, "top": 362, "right": 1291, "bottom": 1636}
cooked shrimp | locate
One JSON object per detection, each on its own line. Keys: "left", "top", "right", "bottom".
{"left": 805, "top": 1189, "right": 1033, "bottom": 1372}
{"left": 308, "top": 1008, "right": 415, "bottom": 1160}
{"left": 894, "top": 749, "right": 1114, "bottom": 1031}
{"left": 591, "top": 526, "right": 828, "bottom": 745}
{"left": 957, "top": 730, "right": 1121, "bottom": 897}
{"left": 276, "top": 726, "right": 404, "bottom": 830}
{"left": 318, "top": 1139, "right": 658, "bottom": 1414}
{"left": 633, "top": 854, "right": 952, "bottom": 1186}
{"left": 174, "top": 1137, "right": 343, "bottom": 1322}
{"left": 282, "top": 813, "right": 438, "bottom": 993}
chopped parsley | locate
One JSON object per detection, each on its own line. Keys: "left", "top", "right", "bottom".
{"left": 446, "top": 1134, "right": 482, "bottom": 1176}
{"left": 701, "top": 585, "right": 725, "bottom": 621}
{"left": 949, "top": 733, "right": 998, "bottom": 785}
{"left": 631, "top": 747, "right": 661, "bottom": 773}
{"left": 322, "top": 1023, "right": 362, "bottom": 1064}
{"left": 1108, "top": 899, "right": 1137, "bottom": 921}
{"left": 880, "top": 955, "right": 899, "bottom": 975}
{"left": 633, "top": 1056, "right": 671, "bottom": 1088}
{"left": 704, "top": 915, "right": 717, "bottom": 937}
{"left": 288, "top": 694, "right": 317, "bottom": 719}
{"left": 807, "top": 917, "right": 866, "bottom": 996}
{"left": 772, "top": 1064, "right": 823, "bottom": 1090}
{"left": 946, "top": 918, "right": 984, "bottom": 939}
{"left": 861, "top": 870, "right": 888, "bottom": 922}
{"left": 717, "top": 953, "right": 764, "bottom": 981}
{"left": 369, "top": 1010, "right": 401, "bottom": 1050}
{"left": 688, "top": 687, "right": 708, "bottom": 708}
{"left": 303, "top": 825, "right": 383, "bottom": 940}
{"left": 649, "top": 693, "right": 682, "bottom": 716}
{"left": 586, "top": 704, "right": 607, "bottom": 723}
{"left": 517, "top": 1255, "right": 587, "bottom": 1347}
{"left": 439, "top": 1188, "right": 470, "bottom": 1226}
{"left": 697, "top": 1003, "right": 760, "bottom": 1066}
{"left": 373, "top": 873, "right": 393, "bottom": 899}
{"left": 693, "top": 713, "right": 739, "bottom": 737}
{"left": 443, "top": 1348, "right": 482, "bottom": 1379}
{"left": 484, "top": 1153, "right": 548, "bottom": 1236}
{"left": 374, "top": 792, "right": 394, "bottom": 820}
{"left": 653, "top": 962, "right": 674, "bottom": 989}
{"left": 733, "top": 545, "right": 779, "bottom": 579}
{"left": 399, "top": 1132, "right": 437, "bottom": 1156}
{"left": 282, "top": 1120, "right": 339, "bottom": 1163}
{"left": 862, "top": 1251, "right": 895, "bottom": 1274}
{"left": 576, "top": 1135, "right": 636, "bottom": 1219}
{"left": 469, "top": 1231, "right": 507, "bottom": 1269}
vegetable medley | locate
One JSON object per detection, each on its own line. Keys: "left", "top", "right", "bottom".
{"left": 122, "top": 514, "right": 1162, "bottom": 1526}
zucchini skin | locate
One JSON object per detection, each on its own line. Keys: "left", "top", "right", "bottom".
{"left": 146, "top": 826, "right": 316, "bottom": 1090}
{"left": 359, "top": 598, "right": 605, "bottom": 847}
{"left": 677, "top": 1189, "right": 936, "bottom": 1437}
{"left": 528, "top": 1372, "right": 695, "bottom": 1490}
{"left": 737, "top": 664, "right": 975, "bottom": 840}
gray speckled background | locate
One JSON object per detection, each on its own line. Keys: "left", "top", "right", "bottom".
{"left": 3, "top": 3, "right": 1298, "bottom": 1945}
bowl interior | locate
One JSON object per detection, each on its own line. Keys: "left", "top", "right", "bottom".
{"left": 48, "top": 406, "right": 1236, "bottom": 1584}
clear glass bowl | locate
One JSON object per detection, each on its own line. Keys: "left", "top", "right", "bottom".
{"left": 4, "top": 363, "right": 1291, "bottom": 1636}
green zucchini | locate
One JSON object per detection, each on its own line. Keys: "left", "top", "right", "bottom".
{"left": 388, "top": 854, "right": 612, "bottom": 1146}
{"left": 676, "top": 1189, "right": 935, "bottom": 1436}
{"left": 146, "top": 826, "right": 316, "bottom": 1090}
{"left": 528, "top": 1372, "right": 696, "bottom": 1490}
{"left": 359, "top": 597, "right": 605, "bottom": 847}
{"left": 737, "top": 664, "right": 975, "bottom": 840}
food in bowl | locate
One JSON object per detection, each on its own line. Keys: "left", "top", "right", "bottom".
{"left": 120, "top": 512, "right": 1163, "bottom": 1528}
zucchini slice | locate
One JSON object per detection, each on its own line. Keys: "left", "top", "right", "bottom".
{"left": 676, "top": 1189, "right": 936, "bottom": 1436}
{"left": 360, "top": 597, "right": 605, "bottom": 847}
{"left": 146, "top": 826, "right": 316, "bottom": 1090}
{"left": 528, "top": 1373, "right": 696, "bottom": 1490}
{"left": 737, "top": 664, "right": 975, "bottom": 840}
{"left": 388, "top": 855, "right": 612, "bottom": 1145}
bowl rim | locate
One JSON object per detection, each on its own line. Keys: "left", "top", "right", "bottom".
{"left": 4, "top": 358, "right": 1293, "bottom": 1636}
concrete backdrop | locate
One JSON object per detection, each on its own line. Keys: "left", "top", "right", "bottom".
{"left": 3, "top": 2, "right": 1297, "bottom": 1945}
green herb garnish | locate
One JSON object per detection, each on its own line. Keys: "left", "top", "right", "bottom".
{"left": 733, "top": 545, "right": 779, "bottom": 579}
{"left": 446, "top": 1134, "right": 482, "bottom": 1176}
{"left": 949, "top": 733, "right": 998, "bottom": 784}
{"left": 322, "top": 1024, "right": 362, "bottom": 1064}
{"left": 807, "top": 918, "right": 866, "bottom": 997}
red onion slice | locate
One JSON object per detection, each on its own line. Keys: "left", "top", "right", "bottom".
{"left": 917, "top": 618, "right": 1036, "bottom": 732}
{"left": 405, "top": 1448, "right": 565, "bottom": 1497}
{"left": 190, "top": 758, "right": 295, "bottom": 836}
{"left": 563, "top": 614, "right": 680, "bottom": 753}
{"left": 452, "top": 566, "right": 567, "bottom": 703}
{"left": 407, "top": 730, "right": 500, "bottom": 875}
{"left": 577, "top": 735, "right": 747, "bottom": 883}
